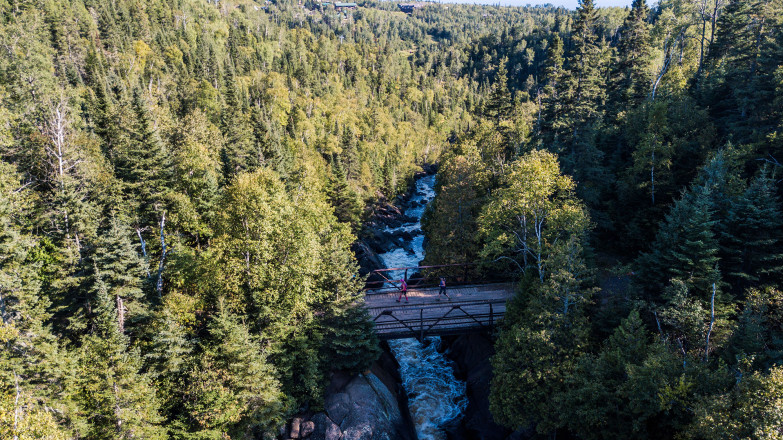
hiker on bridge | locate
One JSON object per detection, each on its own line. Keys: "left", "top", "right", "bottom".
{"left": 438, "top": 277, "right": 450, "bottom": 300}
{"left": 396, "top": 278, "right": 409, "bottom": 303}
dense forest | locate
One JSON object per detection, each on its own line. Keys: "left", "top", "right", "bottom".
{"left": 421, "top": 0, "right": 783, "bottom": 437}
{"left": 1, "top": 0, "right": 782, "bottom": 438}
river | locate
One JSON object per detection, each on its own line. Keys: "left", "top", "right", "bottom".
{"left": 376, "top": 173, "right": 468, "bottom": 440}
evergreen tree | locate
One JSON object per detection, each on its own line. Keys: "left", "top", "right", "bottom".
{"left": 550, "top": 0, "right": 608, "bottom": 207}
{"left": 635, "top": 184, "right": 722, "bottom": 302}
{"left": 612, "top": 0, "right": 652, "bottom": 108}
{"left": 70, "top": 269, "right": 166, "bottom": 440}
{"left": 220, "top": 68, "right": 257, "bottom": 178}
{"left": 720, "top": 171, "right": 783, "bottom": 292}
{"left": 0, "top": 161, "right": 71, "bottom": 438}
{"left": 327, "top": 157, "right": 362, "bottom": 230}
{"left": 560, "top": 310, "right": 684, "bottom": 439}
{"left": 113, "top": 89, "right": 172, "bottom": 247}
{"left": 144, "top": 307, "right": 194, "bottom": 420}
{"left": 92, "top": 216, "right": 148, "bottom": 335}
{"left": 180, "top": 306, "right": 286, "bottom": 439}
{"left": 484, "top": 58, "right": 514, "bottom": 124}
{"left": 701, "top": 0, "right": 778, "bottom": 141}
{"left": 320, "top": 296, "right": 381, "bottom": 374}
{"left": 538, "top": 34, "right": 564, "bottom": 137}
{"left": 490, "top": 237, "right": 593, "bottom": 435}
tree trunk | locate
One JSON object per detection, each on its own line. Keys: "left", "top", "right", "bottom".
{"left": 156, "top": 212, "right": 167, "bottom": 299}
{"left": 116, "top": 295, "right": 125, "bottom": 335}
{"left": 704, "top": 283, "right": 716, "bottom": 361}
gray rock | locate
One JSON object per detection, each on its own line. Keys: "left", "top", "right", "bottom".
{"left": 308, "top": 413, "right": 340, "bottom": 440}
{"left": 338, "top": 374, "right": 402, "bottom": 440}
{"left": 313, "top": 369, "right": 415, "bottom": 440}
{"left": 325, "top": 422, "right": 342, "bottom": 440}
{"left": 325, "top": 392, "right": 351, "bottom": 425}
{"left": 342, "top": 424, "right": 374, "bottom": 440}
{"left": 301, "top": 420, "right": 315, "bottom": 438}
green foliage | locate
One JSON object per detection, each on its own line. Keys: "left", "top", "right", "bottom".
{"left": 559, "top": 310, "right": 684, "bottom": 439}
{"left": 479, "top": 149, "right": 589, "bottom": 282}
{"left": 2, "top": 0, "right": 783, "bottom": 437}
{"left": 179, "top": 307, "right": 286, "bottom": 439}
{"left": 636, "top": 183, "right": 721, "bottom": 302}
{"left": 688, "top": 366, "right": 783, "bottom": 440}
{"left": 725, "top": 287, "right": 783, "bottom": 370}
{"left": 321, "top": 297, "right": 382, "bottom": 374}
{"left": 70, "top": 277, "right": 166, "bottom": 440}
{"left": 422, "top": 145, "right": 490, "bottom": 266}
{"left": 720, "top": 170, "right": 783, "bottom": 291}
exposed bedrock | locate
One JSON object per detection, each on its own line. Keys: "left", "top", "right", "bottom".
{"left": 282, "top": 346, "right": 416, "bottom": 440}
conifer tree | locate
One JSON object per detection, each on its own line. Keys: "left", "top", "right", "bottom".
{"left": 327, "top": 157, "right": 362, "bottom": 230}
{"left": 181, "top": 306, "right": 286, "bottom": 439}
{"left": 551, "top": 0, "right": 608, "bottom": 206}
{"left": 114, "top": 89, "right": 171, "bottom": 229}
{"left": 71, "top": 269, "right": 166, "bottom": 440}
{"left": 0, "top": 161, "right": 71, "bottom": 438}
{"left": 635, "top": 184, "right": 722, "bottom": 303}
{"left": 560, "top": 310, "right": 683, "bottom": 439}
{"left": 538, "top": 34, "right": 564, "bottom": 137}
{"left": 92, "top": 216, "right": 148, "bottom": 334}
{"left": 144, "top": 308, "right": 193, "bottom": 417}
{"left": 483, "top": 58, "right": 516, "bottom": 159}
{"left": 221, "top": 67, "right": 257, "bottom": 178}
{"left": 320, "top": 296, "right": 381, "bottom": 374}
{"left": 490, "top": 236, "right": 593, "bottom": 435}
{"left": 612, "top": 0, "right": 652, "bottom": 108}
{"left": 720, "top": 171, "right": 783, "bottom": 291}
{"left": 484, "top": 58, "right": 514, "bottom": 124}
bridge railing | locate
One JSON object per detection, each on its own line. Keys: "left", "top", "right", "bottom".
{"left": 363, "top": 262, "right": 512, "bottom": 294}
{"left": 369, "top": 298, "right": 507, "bottom": 340}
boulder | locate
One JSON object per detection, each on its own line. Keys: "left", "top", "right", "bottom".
{"left": 325, "top": 423, "right": 342, "bottom": 440}
{"left": 309, "top": 413, "right": 341, "bottom": 440}
{"left": 397, "top": 230, "right": 413, "bottom": 242}
{"left": 325, "top": 392, "right": 351, "bottom": 426}
{"left": 352, "top": 240, "right": 385, "bottom": 276}
{"left": 309, "top": 370, "right": 415, "bottom": 440}
{"left": 290, "top": 417, "right": 302, "bottom": 438}
{"left": 301, "top": 421, "right": 315, "bottom": 438}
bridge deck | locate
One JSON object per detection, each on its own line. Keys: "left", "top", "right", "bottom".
{"left": 364, "top": 283, "right": 516, "bottom": 340}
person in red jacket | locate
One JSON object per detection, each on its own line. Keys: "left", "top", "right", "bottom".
{"left": 396, "top": 278, "right": 408, "bottom": 303}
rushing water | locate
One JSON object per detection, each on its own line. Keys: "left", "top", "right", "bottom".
{"left": 377, "top": 174, "right": 468, "bottom": 440}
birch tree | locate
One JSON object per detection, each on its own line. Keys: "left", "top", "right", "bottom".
{"left": 479, "top": 149, "right": 589, "bottom": 283}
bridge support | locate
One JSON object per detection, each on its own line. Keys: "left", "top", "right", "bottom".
{"left": 419, "top": 309, "right": 424, "bottom": 341}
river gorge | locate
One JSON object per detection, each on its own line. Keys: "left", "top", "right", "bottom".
{"left": 376, "top": 173, "right": 469, "bottom": 440}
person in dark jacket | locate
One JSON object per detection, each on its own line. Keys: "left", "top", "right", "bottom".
{"left": 438, "top": 277, "right": 450, "bottom": 300}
